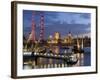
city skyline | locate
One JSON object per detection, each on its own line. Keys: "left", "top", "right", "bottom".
{"left": 23, "top": 10, "right": 91, "bottom": 69}
{"left": 23, "top": 10, "right": 91, "bottom": 39}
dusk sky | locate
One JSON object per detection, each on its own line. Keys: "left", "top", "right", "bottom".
{"left": 23, "top": 10, "right": 91, "bottom": 39}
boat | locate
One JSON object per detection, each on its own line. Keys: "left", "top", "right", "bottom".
{"left": 65, "top": 54, "right": 78, "bottom": 65}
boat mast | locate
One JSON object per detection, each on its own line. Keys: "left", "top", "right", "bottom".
{"left": 77, "top": 35, "right": 80, "bottom": 50}
{"left": 81, "top": 35, "right": 84, "bottom": 49}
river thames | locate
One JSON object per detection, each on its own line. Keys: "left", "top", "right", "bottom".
{"left": 23, "top": 47, "right": 91, "bottom": 69}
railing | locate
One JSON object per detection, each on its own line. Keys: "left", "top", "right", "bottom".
{"left": 23, "top": 52, "right": 78, "bottom": 68}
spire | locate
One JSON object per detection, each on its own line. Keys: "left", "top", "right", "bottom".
{"left": 68, "top": 31, "right": 72, "bottom": 37}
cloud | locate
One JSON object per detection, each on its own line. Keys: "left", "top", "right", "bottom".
{"left": 80, "top": 13, "right": 91, "bottom": 19}
{"left": 44, "top": 22, "right": 90, "bottom": 38}
{"left": 23, "top": 10, "right": 91, "bottom": 39}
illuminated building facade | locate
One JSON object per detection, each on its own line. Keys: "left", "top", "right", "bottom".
{"left": 47, "top": 32, "right": 73, "bottom": 45}
{"left": 53, "top": 32, "right": 61, "bottom": 44}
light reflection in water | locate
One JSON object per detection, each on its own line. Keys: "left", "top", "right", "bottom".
{"left": 23, "top": 46, "right": 90, "bottom": 69}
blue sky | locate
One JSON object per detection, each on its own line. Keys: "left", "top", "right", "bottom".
{"left": 23, "top": 10, "right": 91, "bottom": 39}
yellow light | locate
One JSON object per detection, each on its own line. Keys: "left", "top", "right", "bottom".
{"left": 54, "top": 32, "right": 60, "bottom": 40}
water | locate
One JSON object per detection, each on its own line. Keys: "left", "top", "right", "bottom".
{"left": 23, "top": 47, "right": 91, "bottom": 69}
{"left": 83, "top": 47, "right": 91, "bottom": 66}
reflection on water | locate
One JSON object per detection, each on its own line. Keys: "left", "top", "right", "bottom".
{"left": 23, "top": 46, "right": 91, "bottom": 69}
